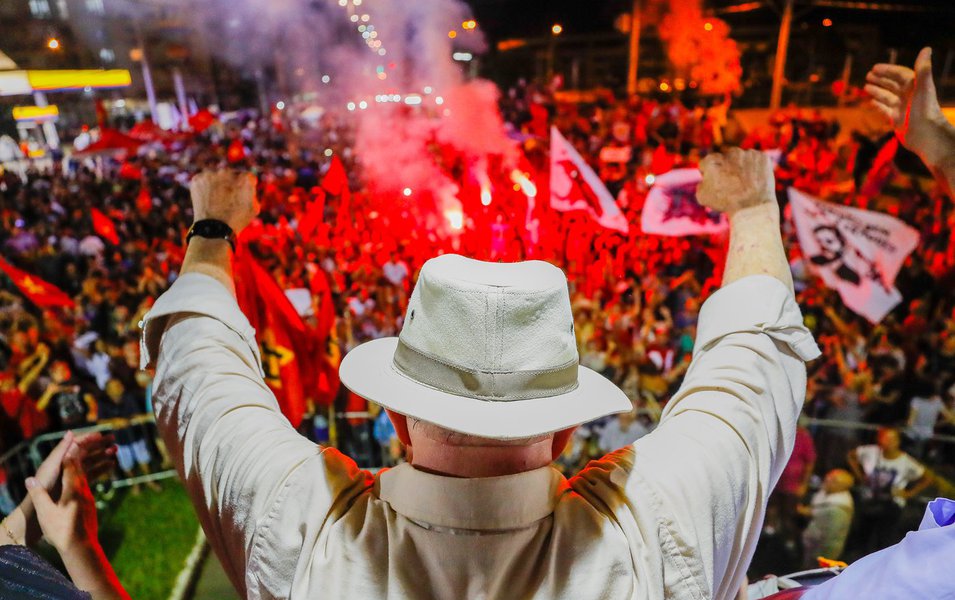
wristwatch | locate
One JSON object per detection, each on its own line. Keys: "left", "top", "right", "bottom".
{"left": 186, "top": 219, "right": 236, "bottom": 251}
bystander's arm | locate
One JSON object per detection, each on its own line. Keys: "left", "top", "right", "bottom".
{"left": 846, "top": 450, "right": 865, "bottom": 484}
{"left": 866, "top": 48, "right": 955, "bottom": 195}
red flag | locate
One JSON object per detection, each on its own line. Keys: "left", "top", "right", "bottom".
{"left": 136, "top": 180, "right": 152, "bottom": 215}
{"left": 298, "top": 187, "right": 327, "bottom": 243}
{"left": 0, "top": 258, "right": 75, "bottom": 309}
{"left": 91, "top": 208, "right": 120, "bottom": 245}
{"left": 321, "top": 156, "right": 348, "bottom": 196}
{"left": 234, "top": 246, "right": 339, "bottom": 425}
{"left": 188, "top": 108, "right": 216, "bottom": 133}
{"left": 118, "top": 161, "right": 143, "bottom": 181}
{"left": 227, "top": 138, "right": 246, "bottom": 164}
{"left": 322, "top": 157, "right": 352, "bottom": 231}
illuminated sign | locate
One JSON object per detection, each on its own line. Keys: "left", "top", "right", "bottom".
{"left": 27, "top": 70, "right": 132, "bottom": 92}
{"left": 0, "top": 70, "right": 132, "bottom": 96}
{"left": 12, "top": 105, "right": 60, "bottom": 122}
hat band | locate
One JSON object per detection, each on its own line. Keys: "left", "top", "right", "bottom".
{"left": 392, "top": 340, "right": 579, "bottom": 401}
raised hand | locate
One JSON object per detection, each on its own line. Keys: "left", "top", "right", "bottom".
{"left": 189, "top": 170, "right": 259, "bottom": 234}
{"left": 697, "top": 147, "right": 776, "bottom": 217}
{"left": 866, "top": 47, "right": 955, "bottom": 171}
{"left": 26, "top": 458, "right": 99, "bottom": 553}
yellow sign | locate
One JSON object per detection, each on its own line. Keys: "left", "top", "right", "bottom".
{"left": 0, "top": 70, "right": 132, "bottom": 96}
{"left": 12, "top": 105, "right": 59, "bottom": 122}
{"left": 27, "top": 70, "right": 132, "bottom": 92}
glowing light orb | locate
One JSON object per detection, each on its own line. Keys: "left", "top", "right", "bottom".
{"left": 346, "top": 102, "right": 356, "bottom": 111}
{"left": 551, "top": 24, "right": 563, "bottom": 35}
{"left": 321, "top": 75, "right": 331, "bottom": 83}
{"left": 645, "top": 174, "right": 656, "bottom": 185}
{"left": 276, "top": 101, "right": 286, "bottom": 110}
{"left": 324, "top": 149, "right": 333, "bottom": 157}
{"left": 402, "top": 188, "right": 412, "bottom": 197}
{"left": 359, "top": 100, "right": 368, "bottom": 109}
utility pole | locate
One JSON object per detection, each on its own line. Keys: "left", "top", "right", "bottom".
{"left": 627, "top": 0, "right": 642, "bottom": 97}
{"left": 133, "top": 19, "right": 159, "bottom": 121}
{"left": 769, "top": 0, "right": 794, "bottom": 110}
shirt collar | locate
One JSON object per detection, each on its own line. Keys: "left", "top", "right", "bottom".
{"left": 375, "top": 463, "right": 567, "bottom": 531}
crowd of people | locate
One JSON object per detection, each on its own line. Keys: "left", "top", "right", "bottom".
{"left": 1, "top": 74, "right": 954, "bottom": 576}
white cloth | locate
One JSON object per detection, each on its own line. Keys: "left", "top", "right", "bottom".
{"left": 907, "top": 396, "right": 945, "bottom": 441}
{"left": 598, "top": 418, "right": 649, "bottom": 453}
{"left": 141, "top": 273, "right": 819, "bottom": 600}
{"left": 855, "top": 445, "right": 926, "bottom": 507}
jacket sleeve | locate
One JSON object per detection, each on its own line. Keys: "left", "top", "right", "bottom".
{"left": 591, "top": 275, "right": 820, "bottom": 600}
{"left": 140, "top": 273, "right": 360, "bottom": 597}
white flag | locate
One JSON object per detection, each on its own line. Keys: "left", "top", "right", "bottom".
{"left": 789, "top": 188, "right": 920, "bottom": 323}
{"left": 641, "top": 168, "right": 728, "bottom": 236}
{"left": 550, "top": 126, "right": 629, "bottom": 234}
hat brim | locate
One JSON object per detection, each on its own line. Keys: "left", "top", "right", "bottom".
{"left": 339, "top": 337, "right": 633, "bottom": 440}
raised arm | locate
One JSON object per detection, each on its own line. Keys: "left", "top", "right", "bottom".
{"left": 865, "top": 47, "right": 955, "bottom": 195}
{"left": 601, "top": 149, "right": 819, "bottom": 599}
{"left": 697, "top": 147, "right": 792, "bottom": 290}
{"left": 140, "top": 171, "right": 367, "bottom": 598}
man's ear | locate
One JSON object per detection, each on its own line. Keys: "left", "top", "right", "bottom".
{"left": 386, "top": 409, "right": 411, "bottom": 446}
{"left": 551, "top": 426, "right": 578, "bottom": 461}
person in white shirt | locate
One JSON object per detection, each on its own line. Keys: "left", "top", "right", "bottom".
{"left": 847, "top": 427, "right": 933, "bottom": 555}
{"left": 799, "top": 469, "right": 855, "bottom": 567}
{"left": 141, "top": 148, "right": 820, "bottom": 600}
{"left": 597, "top": 410, "right": 650, "bottom": 454}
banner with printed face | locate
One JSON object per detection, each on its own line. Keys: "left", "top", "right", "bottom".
{"left": 641, "top": 168, "right": 728, "bottom": 236}
{"left": 550, "top": 126, "right": 629, "bottom": 234}
{"left": 789, "top": 188, "right": 920, "bottom": 323}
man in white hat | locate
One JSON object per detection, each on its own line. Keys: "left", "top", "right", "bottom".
{"left": 141, "top": 147, "right": 820, "bottom": 600}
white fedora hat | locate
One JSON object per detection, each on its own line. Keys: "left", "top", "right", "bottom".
{"left": 339, "top": 254, "right": 631, "bottom": 440}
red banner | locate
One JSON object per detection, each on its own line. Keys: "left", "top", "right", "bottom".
{"left": 0, "top": 258, "right": 75, "bottom": 309}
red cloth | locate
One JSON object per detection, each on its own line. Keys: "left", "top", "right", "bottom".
{"left": 188, "top": 109, "right": 216, "bottom": 133}
{"left": 75, "top": 128, "right": 142, "bottom": 156}
{"left": 322, "top": 157, "right": 352, "bottom": 232}
{"left": 0, "top": 258, "right": 75, "bottom": 309}
{"left": 226, "top": 139, "right": 246, "bottom": 164}
{"left": 234, "top": 247, "right": 339, "bottom": 426}
{"left": 136, "top": 181, "right": 152, "bottom": 215}
{"left": 91, "top": 208, "right": 120, "bottom": 245}
{"left": 298, "top": 188, "right": 327, "bottom": 243}
{"left": 778, "top": 427, "right": 817, "bottom": 495}
{"left": 1, "top": 389, "right": 49, "bottom": 439}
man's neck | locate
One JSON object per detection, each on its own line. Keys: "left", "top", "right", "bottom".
{"left": 409, "top": 439, "right": 554, "bottom": 479}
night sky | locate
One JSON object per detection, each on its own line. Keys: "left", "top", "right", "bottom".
{"left": 465, "top": 0, "right": 955, "bottom": 61}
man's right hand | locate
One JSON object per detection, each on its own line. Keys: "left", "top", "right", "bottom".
{"left": 697, "top": 148, "right": 776, "bottom": 218}
{"left": 866, "top": 47, "right": 955, "bottom": 172}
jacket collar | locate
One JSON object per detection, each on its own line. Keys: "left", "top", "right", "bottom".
{"left": 375, "top": 463, "right": 567, "bottom": 531}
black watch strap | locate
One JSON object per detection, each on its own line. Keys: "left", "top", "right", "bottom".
{"left": 186, "top": 219, "right": 236, "bottom": 251}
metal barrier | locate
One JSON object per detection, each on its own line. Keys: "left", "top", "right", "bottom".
{"left": 3, "top": 411, "right": 953, "bottom": 513}
{"left": 0, "top": 414, "right": 178, "bottom": 511}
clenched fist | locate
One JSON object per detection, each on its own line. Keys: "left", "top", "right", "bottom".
{"left": 696, "top": 148, "right": 776, "bottom": 217}
{"left": 189, "top": 170, "right": 259, "bottom": 234}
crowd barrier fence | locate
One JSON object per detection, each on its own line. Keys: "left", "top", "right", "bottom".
{"left": 2, "top": 412, "right": 953, "bottom": 513}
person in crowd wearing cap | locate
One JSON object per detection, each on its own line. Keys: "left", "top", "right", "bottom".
{"left": 141, "top": 147, "right": 820, "bottom": 600}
